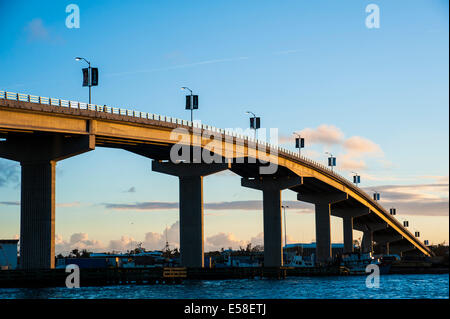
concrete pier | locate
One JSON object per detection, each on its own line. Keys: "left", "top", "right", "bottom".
{"left": 20, "top": 161, "right": 56, "bottom": 269}
{"left": 362, "top": 230, "right": 373, "bottom": 253}
{"left": 343, "top": 216, "right": 353, "bottom": 253}
{"left": 297, "top": 192, "right": 348, "bottom": 263}
{"left": 262, "top": 188, "right": 282, "bottom": 268}
{"left": 384, "top": 242, "right": 390, "bottom": 255}
{"left": 242, "top": 176, "right": 302, "bottom": 267}
{"left": 152, "top": 161, "right": 228, "bottom": 268}
{"left": 0, "top": 134, "right": 94, "bottom": 269}
{"left": 315, "top": 203, "right": 332, "bottom": 263}
{"left": 389, "top": 240, "right": 415, "bottom": 256}
{"left": 179, "top": 175, "right": 203, "bottom": 268}
{"left": 333, "top": 207, "right": 370, "bottom": 255}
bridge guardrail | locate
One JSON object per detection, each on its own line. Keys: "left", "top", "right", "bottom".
{"left": 0, "top": 90, "right": 347, "bottom": 178}
{"left": 0, "top": 89, "right": 431, "bottom": 255}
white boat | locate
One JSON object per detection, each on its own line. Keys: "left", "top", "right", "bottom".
{"left": 284, "top": 255, "right": 315, "bottom": 268}
{"left": 341, "top": 252, "right": 380, "bottom": 275}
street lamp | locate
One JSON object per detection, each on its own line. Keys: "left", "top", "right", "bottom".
{"left": 181, "top": 87, "right": 198, "bottom": 123}
{"left": 352, "top": 172, "right": 360, "bottom": 186}
{"left": 293, "top": 132, "right": 305, "bottom": 156}
{"left": 373, "top": 191, "right": 380, "bottom": 201}
{"left": 282, "top": 205, "right": 289, "bottom": 248}
{"left": 246, "top": 111, "right": 260, "bottom": 140}
{"left": 75, "top": 57, "right": 98, "bottom": 104}
{"left": 325, "top": 152, "right": 336, "bottom": 171}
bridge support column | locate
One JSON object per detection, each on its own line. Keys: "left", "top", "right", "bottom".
{"left": 373, "top": 232, "right": 403, "bottom": 255}
{"left": 343, "top": 216, "right": 353, "bottom": 253}
{"left": 383, "top": 242, "right": 390, "bottom": 255}
{"left": 242, "top": 176, "right": 303, "bottom": 267}
{"left": 152, "top": 161, "right": 228, "bottom": 268}
{"left": 362, "top": 230, "right": 373, "bottom": 253}
{"left": 0, "top": 134, "right": 95, "bottom": 269}
{"left": 315, "top": 203, "right": 332, "bottom": 263}
{"left": 297, "top": 192, "right": 348, "bottom": 264}
{"left": 333, "top": 207, "right": 370, "bottom": 255}
{"left": 389, "top": 240, "right": 415, "bottom": 256}
{"left": 20, "top": 161, "right": 56, "bottom": 269}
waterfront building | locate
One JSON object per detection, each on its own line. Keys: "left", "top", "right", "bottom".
{"left": 0, "top": 239, "right": 19, "bottom": 270}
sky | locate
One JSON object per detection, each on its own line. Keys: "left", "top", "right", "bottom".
{"left": 0, "top": 0, "right": 448, "bottom": 254}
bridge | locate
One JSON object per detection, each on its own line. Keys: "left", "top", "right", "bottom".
{"left": 0, "top": 90, "right": 432, "bottom": 269}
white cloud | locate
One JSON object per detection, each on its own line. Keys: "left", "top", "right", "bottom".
{"left": 250, "top": 232, "right": 264, "bottom": 246}
{"left": 343, "top": 136, "right": 383, "bottom": 156}
{"left": 296, "top": 124, "right": 345, "bottom": 146}
{"left": 24, "top": 18, "right": 49, "bottom": 41}
{"left": 280, "top": 124, "right": 386, "bottom": 173}
{"left": 142, "top": 221, "right": 180, "bottom": 251}
{"left": 339, "top": 153, "right": 367, "bottom": 170}
{"left": 108, "top": 236, "right": 135, "bottom": 252}
{"left": 55, "top": 233, "right": 105, "bottom": 254}
{"left": 205, "top": 232, "right": 247, "bottom": 251}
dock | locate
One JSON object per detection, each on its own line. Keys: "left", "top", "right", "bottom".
{"left": 1, "top": 263, "right": 447, "bottom": 288}
{"left": 0, "top": 266, "right": 348, "bottom": 288}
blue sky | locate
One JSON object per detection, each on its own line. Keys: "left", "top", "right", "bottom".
{"left": 0, "top": 0, "right": 448, "bottom": 253}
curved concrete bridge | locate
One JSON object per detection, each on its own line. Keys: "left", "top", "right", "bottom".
{"left": 0, "top": 91, "right": 432, "bottom": 269}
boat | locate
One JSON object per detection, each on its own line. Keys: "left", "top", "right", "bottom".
{"left": 284, "top": 254, "right": 315, "bottom": 268}
{"left": 340, "top": 252, "right": 382, "bottom": 275}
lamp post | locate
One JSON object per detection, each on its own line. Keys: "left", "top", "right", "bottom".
{"left": 282, "top": 205, "right": 289, "bottom": 248}
{"left": 246, "top": 111, "right": 260, "bottom": 140}
{"left": 293, "top": 132, "right": 304, "bottom": 156}
{"left": 181, "top": 87, "right": 198, "bottom": 123}
{"left": 352, "top": 172, "right": 360, "bottom": 186}
{"left": 75, "top": 57, "right": 93, "bottom": 104}
{"left": 373, "top": 191, "right": 380, "bottom": 201}
{"left": 325, "top": 152, "right": 336, "bottom": 171}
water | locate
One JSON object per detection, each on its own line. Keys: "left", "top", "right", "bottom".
{"left": 0, "top": 274, "right": 448, "bottom": 299}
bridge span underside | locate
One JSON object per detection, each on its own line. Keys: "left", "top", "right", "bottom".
{"left": 0, "top": 97, "right": 432, "bottom": 269}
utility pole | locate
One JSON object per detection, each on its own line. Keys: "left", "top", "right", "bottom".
{"left": 282, "top": 205, "right": 289, "bottom": 248}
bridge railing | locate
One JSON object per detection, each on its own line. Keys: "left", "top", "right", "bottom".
{"left": 0, "top": 89, "right": 430, "bottom": 253}
{"left": 0, "top": 89, "right": 366, "bottom": 182}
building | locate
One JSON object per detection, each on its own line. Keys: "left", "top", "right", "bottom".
{"left": 0, "top": 239, "right": 19, "bottom": 270}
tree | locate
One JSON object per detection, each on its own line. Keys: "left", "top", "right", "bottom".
{"left": 70, "top": 249, "right": 80, "bottom": 258}
{"left": 80, "top": 249, "right": 91, "bottom": 258}
{"left": 252, "top": 245, "right": 263, "bottom": 252}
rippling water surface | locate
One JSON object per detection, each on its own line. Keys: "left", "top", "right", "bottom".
{"left": 0, "top": 274, "right": 448, "bottom": 299}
